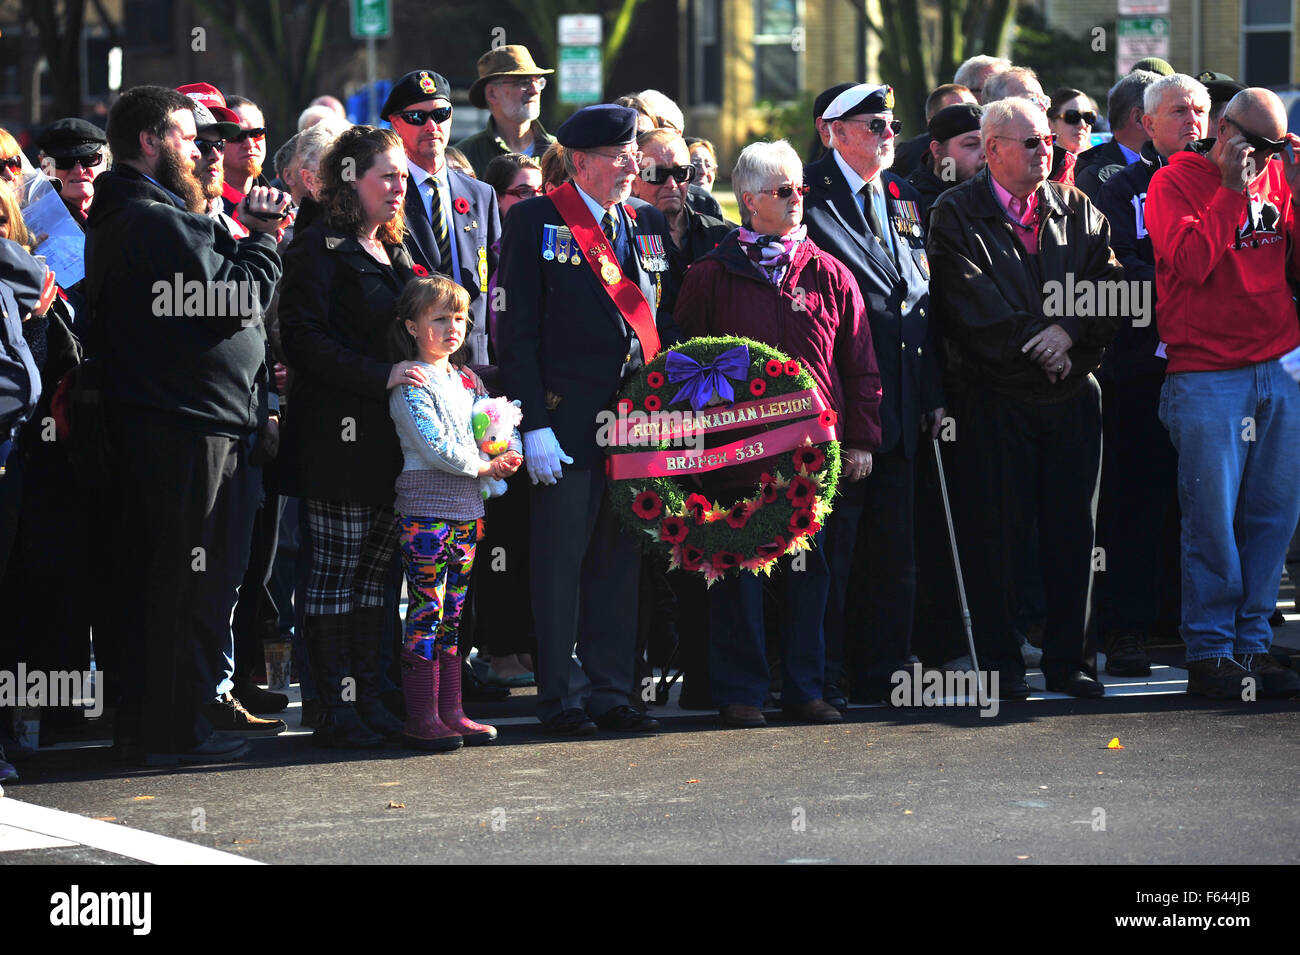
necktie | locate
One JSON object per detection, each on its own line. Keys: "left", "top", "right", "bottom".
{"left": 602, "top": 210, "right": 617, "bottom": 244}
{"left": 861, "top": 183, "right": 893, "bottom": 261}
{"left": 428, "top": 176, "right": 452, "bottom": 269}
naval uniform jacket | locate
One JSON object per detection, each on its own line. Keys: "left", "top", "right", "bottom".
{"left": 803, "top": 152, "right": 943, "bottom": 460}
{"left": 401, "top": 162, "right": 500, "bottom": 366}
{"left": 496, "top": 191, "right": 676, "bottom": 469}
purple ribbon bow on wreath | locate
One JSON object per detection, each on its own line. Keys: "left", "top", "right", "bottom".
{"left": 665, "top": 344, "right": 751, "bottom": 412}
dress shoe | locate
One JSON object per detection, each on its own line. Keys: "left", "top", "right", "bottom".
{"left": 542, "top": 709, "right": 597, "bottom": 736}
{"left": 1000, "top": 678, "right": 1032, "bottom": 700}
{"left": 143, "top": 734, "right": 250, "bottom": 767}
{"left": 594, "top": 705, "right": 660, "bottom": 733}
{"left": 233, "top": 681, "right": 289, "bottom": 714}
{"left": 1103, "top": 631, "right": 1152, "bottom": 677}
{"left": 782, "top": 699, "right": 843, "bottom": 724}
{"left": 1045, "top": 671, "right": 1106, "bottom": 698}
{"left": 463, "top": 661, "right": 511, "bottom": 701}
{"left": 205, "top": 693, "right": 287, "bottom": 737}
{"left": 823, "top": 683, "right": 848, "bottom": 711}
{"left": 1237, "top": 652, "right": 1300, "bottom": 697}
{"left": 719, "top": 704, "right": 767, "bottom": 728}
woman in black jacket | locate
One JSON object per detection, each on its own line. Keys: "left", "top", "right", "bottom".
{"left": 279, "top": 126, "right": 429, "bottom": 747}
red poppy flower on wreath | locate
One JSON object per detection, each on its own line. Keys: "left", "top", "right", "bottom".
{"left": 617, "top": 398, "right": 633, "bottom": 414}
{"left": 646, "top": 371, "right": 665, "bottom": 389}
{"left": 786, "top": 475, "right": 816, "bottom": 507}
{"left": 411, "top": 264, "right": 429, "bottom": 277}
{"left": 784, "top": 359, "right": 801, "bottom": 376}
{"left": 659, "top": 516, "right": 688, "bottom": 543}
{"left": 756, "top": 536, "right": 787, "bottom": 560}
{"left": 724, "top": 500, "right": 753, "bottom": 529}
{"left": 644, "top": 395, "right": 662, "bottom": 411}
{"left": 711, "top": 551, "right": 741, "bottom": 572}
{"left": 749, "top": 378, "right": 766, "bottom": 397}
{"left": 765, "top": 359, "right": 784, "bottom": 377}
{"left": 684, "top": 493, "right": 712, "bottom": 524}
{"left": 789, "top": 508, "right": 820, "bottom": 535}
{"left": 818, "top": 409, "right": 838, "bottom": 428}
{"left": 793, "top": 446, "right": 825, "bottom": 473}
{"left": 681, "top": 544, "right": 704, "bottom": 571}
{"left": 453, "top": 197, "right": 470, "bottom": 215}
{"left": 760, "top": 472, "right": 779, "bottom": 504}
{"left": 632, "top": 490, "right": 663, "bottom": 520}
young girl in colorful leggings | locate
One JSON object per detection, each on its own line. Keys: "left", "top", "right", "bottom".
{"left": 388, "top": 276, "right": 523, "bottom": 751}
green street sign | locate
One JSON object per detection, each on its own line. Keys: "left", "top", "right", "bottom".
{"left": 351, "top": 0, "right": 391, "bottom": 39}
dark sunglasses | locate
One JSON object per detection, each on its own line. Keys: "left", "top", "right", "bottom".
{"left": 1225, "top": 116, "right": 1287, "bottom": 156}
{"left": 395, "top": 107, "right": 453, "bottom": 126}
{"left": 843, "top": 117, "right": 904, "bottom": 136}
{"left": 994, "top": 133, "right": 1055, "bottom": 150}
{"left": 640, "top": 164, "right": 695, "bottom": 185}
{"left": 228, "top": 127, "right": 266, "bottom": 143}
{"left": 54, "top": 151, "right": 104, "bottom": 170}
{"left": 196, "top": 139, "right": 226, "bottom": 155}
{"left": 759, "top": 183, "right": 809, "bottom": 199}
{"left": 1054, "top": 109, "right": 1097, "bottom": 125}
{"left": 0, "top": 155, "right": 21, "bottom": 172}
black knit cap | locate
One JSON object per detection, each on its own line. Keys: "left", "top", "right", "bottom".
{"left": 928, "top": 103, "right": 982, "bottom": 143}
{"left": 381, "top": 70, "right": 452, "bottom": 119}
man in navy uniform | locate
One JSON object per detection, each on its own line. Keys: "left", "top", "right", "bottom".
{"left": 802, "top": 83, "right": 945, "bottom": 704}
{"left": 383, "top": 70, "right": 500, "bottom": 365}
{"left": 497, "top": 104, "right": 673, "bottom": 735}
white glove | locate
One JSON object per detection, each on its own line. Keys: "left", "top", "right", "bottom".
{"left": 522, "top": 427, "right": 573, "bottom": 485}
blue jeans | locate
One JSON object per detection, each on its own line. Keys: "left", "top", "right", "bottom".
{"left": 1159, "top": 361, "right": 1300, "bottom": 661}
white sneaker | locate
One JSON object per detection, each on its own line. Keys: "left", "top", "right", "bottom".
{"left": 1019, "top": 635, "right": 1042, "bottom": 668}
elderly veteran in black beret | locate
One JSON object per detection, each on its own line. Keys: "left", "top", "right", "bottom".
{"left": 497, "top": 104, "right": 676, "bottom": 736}
{"left": 808, "top": 82, "right": 856, "bottom": 163}
{"left": 383, "top": 69, "right": 500, "bottom": 365}
{"left": 455, "top": 45, "right": 555, "bottom": 178}
{"left": 37, "top": 118, "right": 107, "bottom": 226}
{"left": 906, "top": 103, "right": 985, "bottom": 226}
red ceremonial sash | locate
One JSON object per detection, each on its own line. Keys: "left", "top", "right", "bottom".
{"left": 549, "top": 181, "right": 661, "bottom": 361}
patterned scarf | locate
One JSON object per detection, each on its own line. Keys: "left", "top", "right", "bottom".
{"left": 738, "top": 224, "right": 807, "bottom": 285}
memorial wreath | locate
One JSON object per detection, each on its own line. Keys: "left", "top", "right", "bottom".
{"left": 604, "top": 336, "right": 841, "bottom": 583}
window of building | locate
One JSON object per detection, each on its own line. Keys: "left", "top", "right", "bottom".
{"left": 690, "top": 0, "right": 723, "bottom": 105}
{"left": 1242, "top": 0, "right": 1292, "bottom": 89}
{"left": 754, "top": 0, "right": 802, "bottom": 102}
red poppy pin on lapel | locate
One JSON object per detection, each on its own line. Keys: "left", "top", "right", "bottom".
{"left": 453, "top": 197, "right": 470, "bottom": 215}
{"left": 888, "top": 180, "right": 900, "bottom": 199}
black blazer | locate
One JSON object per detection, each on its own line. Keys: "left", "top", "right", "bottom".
{"left": 401, "top": 163, "right": 501, "bottom": 365}
{"left": 803, "top": 152, "right": 943, "bottom": 459}
{"left": 497, "top": 192, "right": 675, "bottom": 468}
{"left": 278, "top": 220, "right": 415, "bottom": 505}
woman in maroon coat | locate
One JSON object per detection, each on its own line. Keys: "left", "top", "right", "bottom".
{"left": 675, "top": 138, "right": 881, "bottom": 728}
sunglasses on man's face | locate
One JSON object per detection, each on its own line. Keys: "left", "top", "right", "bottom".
{"left": 228, "top": 127, "right": 266, "bottom": 143}
{"left": 1225, "top": 116, "right": 1287, "bottom": 156}
{"left": 1054, "top": 109, "right": 1097, "bottom": 126}
{"left": 994, "top": 133, "right": 1054, "bottom": 150}
{"left": 0, "top": 155, "right": 21, "bottom": 173}
{"left": 196, "top": 139, "right": 226, "bottom": 156}
{"left": 395, "top": 107, "right": 453, "bottom": 127}
{"left": 842, "top": 117, "right": 903, "bottom": 136}
{"left": 640, "top": 164, "right": 695, "bottom": 185}
{"left": 54, "top": 152, "right": 104, "bottom": 170}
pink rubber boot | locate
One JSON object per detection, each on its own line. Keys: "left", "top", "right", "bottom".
{"left": 400, "top": 649, "right": 463, "bottom": 752}
{"left": 437, "top": 649, "right": 498, "bottom": 744}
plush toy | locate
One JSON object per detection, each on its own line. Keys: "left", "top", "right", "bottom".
{"left": 472, "top": 395, "right": 523, "bottom": 499}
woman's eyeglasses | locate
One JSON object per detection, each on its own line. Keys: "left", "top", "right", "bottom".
{"left": 196, "top": 139, "right": 226, "bottom": 156}
{"left": 1052, "top": 109, "right": 1097, "bottom": 126}
{"left": 503, "top": 184, "right": 538, "bottom": 199}
{"left": 0, "top": 155, "right": 22, "bottom": 173}
{"left": 758, "top": 183, "right": 809, "bottom": 199}
{"left": 395, "top": 108, "right": 453, "bottom": 127}
{"left": 993, "top": 133, "right": 1055, "bottom": 150}
{"left": 640, "top": 164, "right": 695, "bottom": 185}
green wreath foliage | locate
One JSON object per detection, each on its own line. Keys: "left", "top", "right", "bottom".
{"left": 605, "top": 335, "right": 841, "bottom": 582}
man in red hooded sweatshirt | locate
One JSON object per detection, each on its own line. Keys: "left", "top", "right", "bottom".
{"left": 1145, "top": 87, "right": 1300, "bottom": 700}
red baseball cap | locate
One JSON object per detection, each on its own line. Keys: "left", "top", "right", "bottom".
{"left": 177, "top": 82, "right": 226, "bottom": 109}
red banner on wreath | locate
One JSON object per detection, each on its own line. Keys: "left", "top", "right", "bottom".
{"left": 613, "top": 388, "right": 828, "bottom": 446}
{"left": 606, "top": 417, "right": 837, "bottom": 480}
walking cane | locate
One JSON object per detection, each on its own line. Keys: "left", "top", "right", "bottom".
{"left": 931, "top": 436, "right": 985, "bottom": 701}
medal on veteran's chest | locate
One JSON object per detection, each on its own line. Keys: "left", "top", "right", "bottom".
{"left": 542, "top": 224, "right": 557, "bottom": 260}
{"left": 597, "top": 249, "right": 620, "bottom": 285}
{"left": 556, "top": 226, "right": 572, "bottom": 263}
{"left": 635, "top": 234, "right": 668, "bottom": 272}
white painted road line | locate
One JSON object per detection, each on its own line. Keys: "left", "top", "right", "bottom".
{"left": 0, "top": 797, "right": 265, "bottom": 865}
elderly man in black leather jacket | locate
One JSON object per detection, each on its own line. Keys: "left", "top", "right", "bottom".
{"left": 927, "top": 96, "right": 1124, "bottom": 700}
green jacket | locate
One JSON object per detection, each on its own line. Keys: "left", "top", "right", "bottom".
{"left": 454, "top": 116, "right": 554, "bottom": 178}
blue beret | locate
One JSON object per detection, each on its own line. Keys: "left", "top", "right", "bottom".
{"left": 382, "top": 70, "right": 451, "bottom": 118}
{"left": 556, "top": 105, "right": 637, "bottom": 149}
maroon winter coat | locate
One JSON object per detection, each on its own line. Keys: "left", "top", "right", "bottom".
{"left": 675, "top": 231, "right": 882, "bottom": 453}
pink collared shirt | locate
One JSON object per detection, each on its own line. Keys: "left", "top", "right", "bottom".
{"left": 990, "top": 174, "right": 1039, "bottom": 254}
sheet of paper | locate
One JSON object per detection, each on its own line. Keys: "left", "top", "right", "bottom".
{"left": 23, "top": 188, "right": 84, "bottom": 287}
